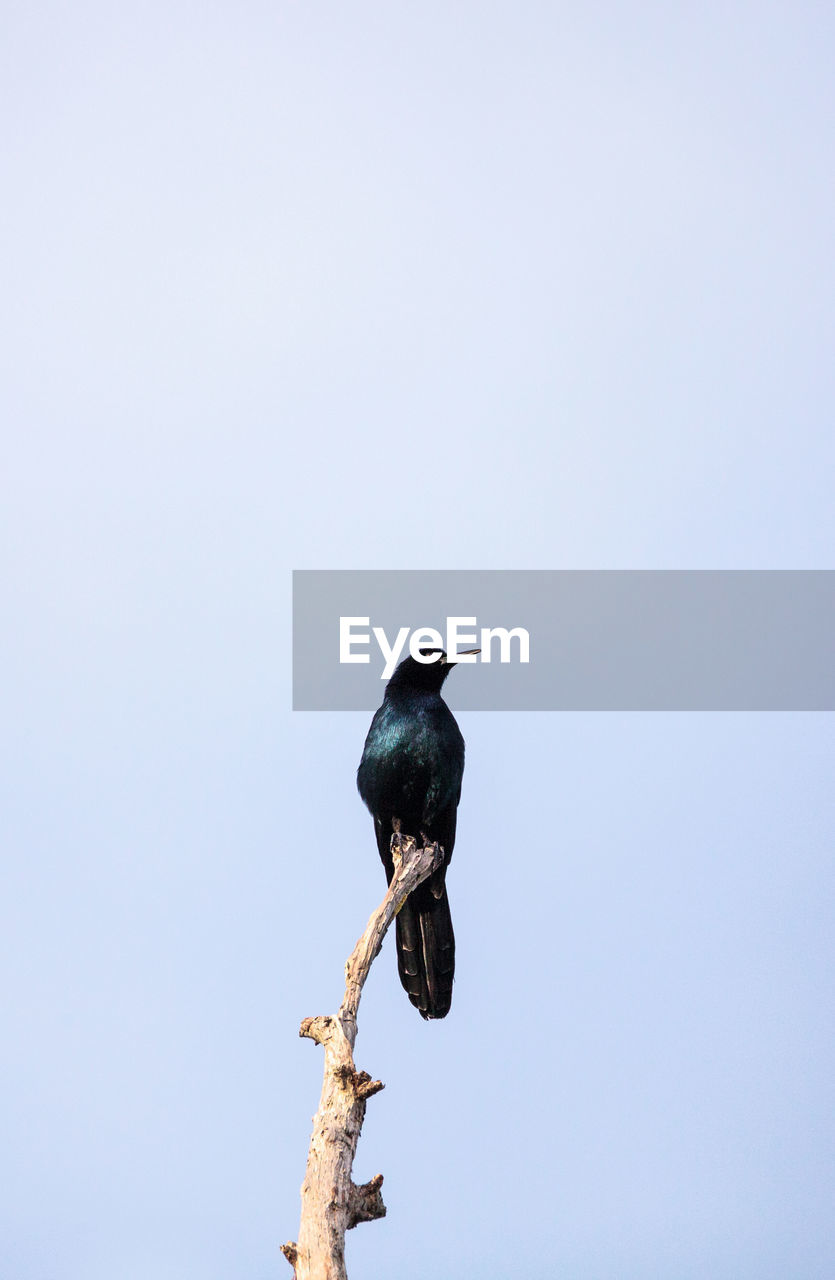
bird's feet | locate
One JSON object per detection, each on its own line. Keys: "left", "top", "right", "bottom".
{"left": 390, "top": 828, "right": 444, "bottom": 869}
{"left": 419, "top": 832, "right": 445, "bottom": 863}
{"left": 390, "top": 830, "right": 418, "bottom": 869}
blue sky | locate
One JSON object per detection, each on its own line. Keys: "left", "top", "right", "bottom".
{"left": 1, "top": 4, "right": 833, "bottom": 1278}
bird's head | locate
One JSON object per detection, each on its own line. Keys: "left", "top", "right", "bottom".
{"left": 386, "top": 646, "right": 480, "bottom": 695}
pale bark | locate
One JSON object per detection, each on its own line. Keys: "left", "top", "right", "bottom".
{"left": 282, "top": 834, "right": 444, "bottom": 1280}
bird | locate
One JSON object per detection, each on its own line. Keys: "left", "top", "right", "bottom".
{"left": 356, "top": 646, "right": 478, "bottom": 1019}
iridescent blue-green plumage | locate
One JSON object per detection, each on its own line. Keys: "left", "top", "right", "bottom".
{"left": 357, "top": 650, "right": 467, "bottom": 1019}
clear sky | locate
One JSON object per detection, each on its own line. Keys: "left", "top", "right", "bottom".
{"left": 1, "top": 4, "right": 833, "bottom": 1278}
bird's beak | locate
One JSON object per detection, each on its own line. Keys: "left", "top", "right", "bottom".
{"left": 443, "top": 648, "right": 481, "bottom": 665}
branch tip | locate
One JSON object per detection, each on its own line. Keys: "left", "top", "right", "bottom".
{"left": 299, "top": 1015, "right": 334, "bottom": 1045}
{"left": 354, "top": 1070, "right": 385, "bottom": 1100}
{"left": 347, "top": 1173, "right": 387, "bottom": 1228}
{"left": 334, "top": 1064, "right": 385, "bottom": 1100}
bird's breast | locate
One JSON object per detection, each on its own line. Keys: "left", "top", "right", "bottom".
{"left": 357, "top": 695, "right": 464, "bottom": 824}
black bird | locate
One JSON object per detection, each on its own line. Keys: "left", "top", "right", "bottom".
{"left": 357, "top": 646, "right": 477, "bottom": 1019}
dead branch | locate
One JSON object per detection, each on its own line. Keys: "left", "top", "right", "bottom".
{"left": 282, "top": 834, "right": 444, "bottom": 1280}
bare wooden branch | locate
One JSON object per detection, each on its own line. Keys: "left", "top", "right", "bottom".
{"left": 283, "top": 834, "right": 444, "bottom": 1280}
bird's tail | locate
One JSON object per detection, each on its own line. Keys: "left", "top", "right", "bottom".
{"left": 395, "top": 870, "right": 455, "bottom": 1019}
